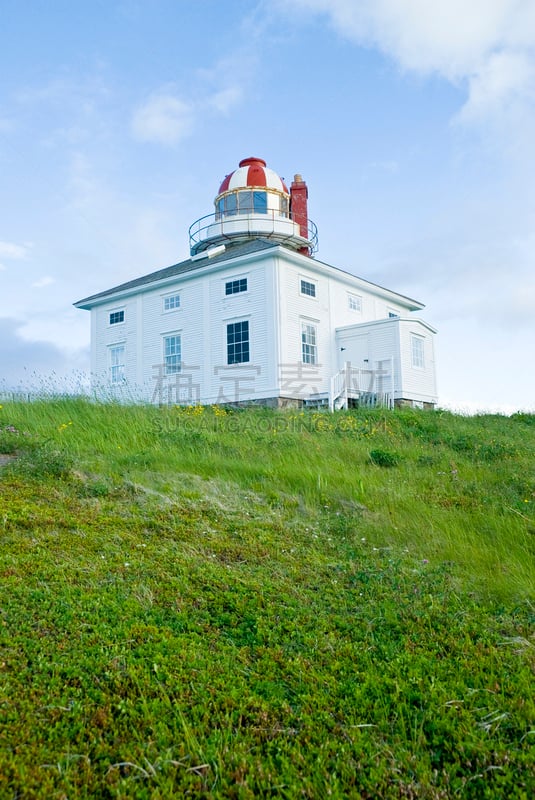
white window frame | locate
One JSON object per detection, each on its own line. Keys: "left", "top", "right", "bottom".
{"left": 226, "top": 319, "right": 250, "bottom": 365}
{"left": 163, "top": 333, "right": 182, "bottom": 375}
{"left": 163, "top": 293, "right": 181, "bottom": 312}
{"left": 411, "top": 334, "right": 425, "bottom": 369}
{"left": 348, "top": 293, "right": 362, "bottom": 312}
{"left": 301, "top": 322, "right": 318, "bottom": 365}
{"left": 109, "top": 309, "right": 125, "bottom": 326}
{"left": 300, "top": 278, "right": 317, "bottom": 298}
{"left": 109, "top": 344, "right": 125, "bottom": 384}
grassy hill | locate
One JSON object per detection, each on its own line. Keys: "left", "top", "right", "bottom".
{"left": 0, "top": 399, "right": 534, "bottom": 798}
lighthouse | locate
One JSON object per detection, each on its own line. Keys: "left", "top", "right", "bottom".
{"left": 189, "top": 157, "right": 318, "bottom": 257}
{"left": 76, "top": 154, "right": 438, "bottom": 410}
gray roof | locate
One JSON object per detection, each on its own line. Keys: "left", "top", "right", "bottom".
{"left": 74, "top": 239, "right": 278, "bottom": 308}
{"left": 74, "top": 238, "right": 424, "bottom": 310}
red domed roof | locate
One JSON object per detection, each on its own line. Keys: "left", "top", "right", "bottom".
{"left": 218, "top": 157, "right": 289, "bottom": 195}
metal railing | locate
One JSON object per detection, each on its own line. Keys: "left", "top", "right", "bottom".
{"left": 189, "top": 210, "right": 318, "bottom": 254}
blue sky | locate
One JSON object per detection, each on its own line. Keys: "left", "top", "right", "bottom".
{"left": 1, "top": 0, "right": 534, "bottom": 411}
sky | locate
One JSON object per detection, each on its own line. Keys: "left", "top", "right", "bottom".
{"left": 1, "top": 0, "right": 534, "bottom": 412}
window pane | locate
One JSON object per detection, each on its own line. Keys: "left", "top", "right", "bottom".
{"left": 227, "top": 321, "right": 249, "bottom": 364}
{"left": 253, "top": 191, "right": 267, "bottom": 213}
{"left": 348, "top": 294, "right": 362, "bottom": 312}
{"left": 164, "top": 294, "right": 180, "bottom": 311}
{"left": 301, "top": 323, "right": 317, "bottom": 365}
{"left": 109, "top": 345, "right": 125, "bottom": 383}
{"left": 225, "top": 278, "right": 248, "bottom": 295}
{"left": 237, "top": 191, "right": 253, "bottom": 213}
{"left": 110, "top": 310, "right": 124, "bottom": 325}
{"left": 164, "top": 334, "right": 181, "bottom": 374}
{"left": 224, "top": 194, "right": 237, "bottom": 215}
{"left": 411, "top": 336, "right": 424, "bottom": 368}
{"left": 300, "top": 280, "right": 316, "bottom": 298}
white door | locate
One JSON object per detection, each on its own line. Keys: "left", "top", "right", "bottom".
{"left": 337, "top": 332, "right": 370, "bottom": 371}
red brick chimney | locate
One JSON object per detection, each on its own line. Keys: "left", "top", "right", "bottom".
{"left": 290, "top": 174, "right": 310, "bottom": 256}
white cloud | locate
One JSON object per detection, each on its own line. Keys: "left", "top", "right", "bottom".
{"left": 0, "top": 241, "right": 32, "bottom": 260}
{"left": 458, "top": 49, "right": 535, "bottom": 122}
{"left": 131, "top": 92, "right": 194, "bottom": 145}
{"left": 130, "top": 80, "right": 246, "bottom": 145}
{"left": 32, "top": 276, "right": 55, "bottom": 288}
{"left": 130, "top": 38, "right": 256, "bottom": 147}
{"left": 285, "top": 0, "right": 535, "bottom": 120}
{"left": 207, "top": 86, "right": 243, "bottom": 115}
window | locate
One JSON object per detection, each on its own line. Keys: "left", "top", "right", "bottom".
{"left": 109, "top": 345, "right": 125, "bottom": 383}
{"left": 164, "top": 334, "right": 181, "bottom": 374}
{"left": 109, "top": 310, "right": 124, "bottom": 325}
{"left": 227, "top": 320, "right": 249, "bottom": 364}
{"left": 225, "top": 277, "right": 248, "bottom": 296}
{"left": 301, "top": 323, "right": 317, "bottom": 365}
{"left": 388, "top": 310, "right": 400, "bottom": 318}
{"left": 163, "top": 294, "right": 180, "bottom": 311}
{"left": 348, "top": 294, "right": 362, "bottom": 312}
{"left": 236, "top": 190, "right": 267, "bottom": 214}
{"left": 224, "top": 193, "right": 237, "bottom": 216}
{"left": 411, "top": 335, "right": 425, "bottom": 369}
{"left": 300, "top": 279, "right": 316, "bottom": 298}
{"left": 216, "top": 191, "right": 268, "bottom": 218}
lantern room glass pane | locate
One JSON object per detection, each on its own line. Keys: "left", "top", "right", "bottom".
{"left": 224, "top": 194, "right": 237, "bottom": 216}
{"left": 253, "top": 191, "right": 267, "bottom": 213}
{"left": 237, "top": 191, "right": 253, "bottom": 213}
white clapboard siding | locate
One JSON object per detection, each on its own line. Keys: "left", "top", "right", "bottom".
{"left": 398, "top": 319, "right": 438, "bottom": 402}
{"left": 80, "top": 241, "right": 437, "bottom": 407}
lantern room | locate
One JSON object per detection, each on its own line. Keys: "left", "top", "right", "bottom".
{"left": 189, "top": 157, "right": 318, "bottom": 257}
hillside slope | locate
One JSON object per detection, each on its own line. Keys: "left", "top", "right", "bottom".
{"left": 0, "top": 400, "right": 534, "bottom": 798}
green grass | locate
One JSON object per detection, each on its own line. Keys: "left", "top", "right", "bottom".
{"left": 0, "top": 399, "right": 534, "bottom": 798}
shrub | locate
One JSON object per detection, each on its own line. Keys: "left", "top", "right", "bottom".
{"left": 369, "top": 448, "right": 400, "bottom": 467}
{"left": 8, "top": 441, "right": 73, "bottom": 479}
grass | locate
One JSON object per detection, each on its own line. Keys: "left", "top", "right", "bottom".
{"left": 0, "top": 398, "right": 534, "bottom": 798}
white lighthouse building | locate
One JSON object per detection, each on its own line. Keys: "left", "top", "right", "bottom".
{"left": 75, "top": 157, "right": 437, "bottom": 409}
